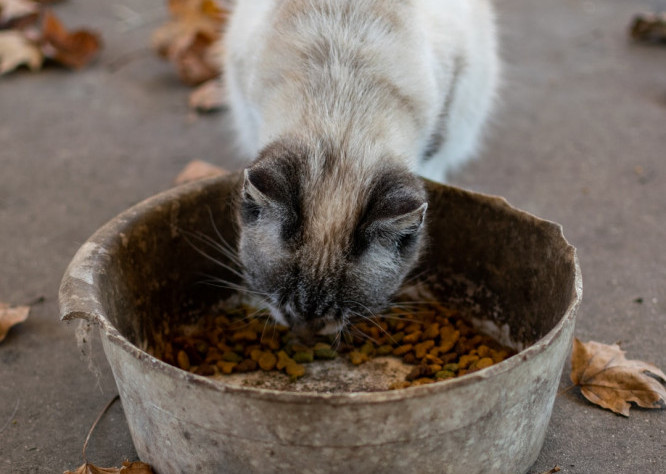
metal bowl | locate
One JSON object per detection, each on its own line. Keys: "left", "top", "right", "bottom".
{"left": 59, "top": 173, "right": 581, "bottom": 474}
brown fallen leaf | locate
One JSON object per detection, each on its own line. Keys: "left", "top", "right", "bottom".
{"left": 0, "top": 28, "right": 42, "bottom": 74}
{"left": 630, "top": 13, "right": 666, "bottom": 43}
{"left": 188, "top": 77, "right": 225, "bottom": 112}
{"left": 0, "top": 301, "right": 30, "bottom": 343}
{"left": 41, "top": 10, "right": 101, "bottom": 69}
{"left": 64, "top": 396, "right": 155, "bottom": 474}
{"left": 0, "top": 0, "right": 39, "bottom": 27}
{"left": 152, "top": 0, "right": 227, "bottom": 85}
{"left": 570, "top": 338, "right": 666, "bottom": 416}
{"left": 174, "top": 159, "right": 227, "bottom": 185}
{"left": 537, "top": 466, "right": 561, "bottom": 474}
{"left": 64, "top": 461, "right": 155, "bottom": 474}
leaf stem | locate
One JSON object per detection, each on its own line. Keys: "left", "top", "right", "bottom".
{"left": 557, "top": 383, "right": 578, "bottom": 396}
{"left": 82, "top": 394, "right": 120, "bottom": 463}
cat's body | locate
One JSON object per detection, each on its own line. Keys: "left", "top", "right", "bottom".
{"left": 223, "top": 0, "right": 499, "bottom": 335}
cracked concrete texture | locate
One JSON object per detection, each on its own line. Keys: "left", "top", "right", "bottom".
{"left": 1, "top": 0, "right": 664, "bottom": 472}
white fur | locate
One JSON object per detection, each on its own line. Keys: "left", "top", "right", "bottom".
{"left": 223, "top": 0, "right": 498, "bottom": 181}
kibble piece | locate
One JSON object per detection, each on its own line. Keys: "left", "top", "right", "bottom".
{"left": 402, "top": 353, "right": 416, "bottom": 364}
{"left": 285, "top": 362, "right": 306, "bottom": 379}
{"left": 376, "top": 344, "right": 394, "bottom": 356}
{"left": 276, "top": 350, "right": 292, "bottom": 370}
{"left": 258, "top": 352, "right": 277, "bottom": 371}
{"left": 194, "top": 364, "right": 215, "bottom": 376}
{"left": 403, "top": 331, "right": 422, "bottom": 344}
{"left": 389, "top": 381, "right": 412, "bottom": 390}
{"left": 222, "top": 351, "right": 243, "bottom": 363}
{"left": 414, "top": 340, "right": 435, "bottom": 359}
{"left": 442, "top": 363, "right": 459, "bottom": 373}
{"left": 491, "top": 349, "right": 509, "bottom": 364}
{"left": 235, "top": 359, "right": 258, "bottom": 373}
{"left": 249, "top": 348, "right": 264, "bottom": 362}
{"left": 216, "top": 361, "right": 237, "bottom": 374}
{"left": 313, "top": 343, "right": 338, "bottom": 360}
{"left": 411, "top": 377, "right": 435, "bottom": 386}
{"left": 477, "top": 345, "right": 490, "bottom": 357}
{"left": 349, "top": 350, "right": 369, "bottom": 365}
{"left": 359, "top": 342, "right": 375, "bottom": 356}
{"left": 293, "top": 351, "right": 314, "bottom": 364}
{"left": 473, "top": 357, "right": 494, "bottom": 371}
{"left": 424, "top": 323, "right": 440, "bottom": 340}
{"left": 392, "top": 344, "right": 413, "bottom": 356}
{"left": 458, "top": 354, "right": 479, "bottom": 369}
{"left": 177, "top": 350, "right": 190, "bottom": 371}
{"left": 434, "top": 370, "right": 456, "bottom": 379}
{"left": 232, "top": 329, "right": 258, "bottom": 342}
{"left": 439, "top": 327, "right": 460, "bottom": 353}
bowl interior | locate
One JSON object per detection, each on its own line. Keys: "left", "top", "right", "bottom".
{"left": 95, "top": 174, "right": 577, "bottom": 364}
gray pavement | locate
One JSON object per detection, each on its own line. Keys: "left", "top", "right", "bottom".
{"left": 1, "top": 0, "right": 665, "bottom": 472}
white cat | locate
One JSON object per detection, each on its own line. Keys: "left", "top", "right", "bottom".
{"left": 222, "top": 0, "right": 499, "bottom": 334}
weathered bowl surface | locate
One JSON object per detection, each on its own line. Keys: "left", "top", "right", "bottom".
{"left": 59, "top": 173, "right": 581, "bottom": 474}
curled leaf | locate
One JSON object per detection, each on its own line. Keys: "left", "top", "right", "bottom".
{"left": 41, "top": 10, "right": 101, "bottom": 69}
{"left": 0, "top": 0, "right": 39, "bottom": 27}
{"left": 174, "top": 159, "right": 227, "bottom": 185}
{"left": 0, "top": 301, "right": 30, "bottom": 342}
{"left": 0, "top": 29, "right": 42, "bottom": 74}
{"left": 152, "top": 0, "right": 226, "bottom": 85}
{"left": 64, "top": 461, "right": 154, "bottom": 474}
{"left": 188, "top": 77, "right": 225, "bottom": 112}
{"left": 571, "top": 338, "right": 666, "bottom": 416}
{"left": 630, "top": 13, "right": 666, "bottom": 43}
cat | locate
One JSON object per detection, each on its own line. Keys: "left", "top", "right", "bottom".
{"left": 222, "top": 0, "right": 499, "bottom": 336}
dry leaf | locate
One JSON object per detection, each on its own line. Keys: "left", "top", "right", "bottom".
{"left": 174, "top": 159, "right": 227, "bottom": 185}
{"left": 152, "top": 0, "right": 225, "bottom": 58}
{"left": 172, "top": 31, "right": 219, "bottom": 85}
{"left": 41, "top": 10, "right": 101, "bottom": 69}
{"left": 152, "top": 0, "right": 226, "bottom": 85}
{"left": 571, "top": 338, "right": 666, "bottom": 416}
{"left": 0, "top": 29, "right": 42, "bottom": 74}
{"left": 630, "top": 13, "right": 666, "bottom": 43}
{"left": 0, "top": 0, "right": 38, "bottom": 26}
{"left": 64, "top": 461, "right": 154, "bottom": 474}
{"left": 188, "top": 77, "right": 225, "bottom": 112}
{"left": 0, "top": 301, "right": 30, "bottom": 342}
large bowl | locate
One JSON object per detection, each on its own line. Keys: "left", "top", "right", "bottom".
{"left": 59, "top": 173, "right": 581, "bottom": 474}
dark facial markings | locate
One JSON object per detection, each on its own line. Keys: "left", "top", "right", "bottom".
{"left": 239, "top": 140, "right": 428, "bottom": 332}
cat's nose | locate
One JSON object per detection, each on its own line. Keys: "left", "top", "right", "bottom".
{"left": 296, "top": 291, "right": 333, "bottom": 321}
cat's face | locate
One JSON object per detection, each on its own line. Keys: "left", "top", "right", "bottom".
{"left": 237, "top": 139, "right": 427, "bottom": 337}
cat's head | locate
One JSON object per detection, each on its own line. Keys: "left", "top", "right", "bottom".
{"left": 237, "top": 138, "right": 427, "bottom": 337}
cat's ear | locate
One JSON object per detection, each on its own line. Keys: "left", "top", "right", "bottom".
{"left": 242, "top": 167, "right": 272, "bottom": 207}
{"left": 368, "top": 200, "right": 427, "bottom": 237}
{"left": 241, "top": 162, "right": 300, "bottom": 227}
{"left": 377, "top": 202, "right": 427, "bottom": 235}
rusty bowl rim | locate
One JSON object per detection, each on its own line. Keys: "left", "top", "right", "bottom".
{"left": 59, "top": 173, "right": 582, "bottom": 405}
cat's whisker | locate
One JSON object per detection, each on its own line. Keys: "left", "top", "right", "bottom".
{"left": 205, "top": 206, "right": 242, "bottom": 263}
{"left": 181, "top": 233, "right": 245, "bottom": 280}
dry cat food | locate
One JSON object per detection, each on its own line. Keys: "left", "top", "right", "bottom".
{"left": 150, "top": 303, "right": 515, "bottom": 389}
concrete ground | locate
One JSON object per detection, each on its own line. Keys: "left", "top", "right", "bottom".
{"left": 1, "top": 0, "right": 664, "bottom": 472}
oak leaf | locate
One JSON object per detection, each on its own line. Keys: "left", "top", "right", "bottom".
{"left": 0, "top": 29, "right": 42, "bottom": 74}
{"left": 41, "top": 10, "right": 101, "bottom": 69}
{"left": 152, "top": 0, "right": 226, "bottom": 85}
{"left": 570, "top": 338, "right": 666, "bottom": 416}
{"left": 64, "top": 461, "right": 154, "bottom": 474}
{"left": 0, "top": 301, "right": 30, "bottom": 343}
